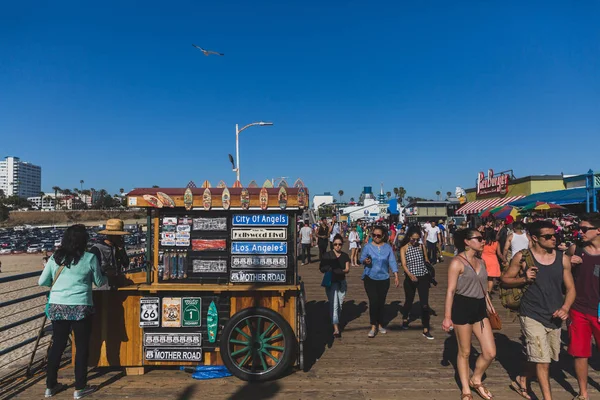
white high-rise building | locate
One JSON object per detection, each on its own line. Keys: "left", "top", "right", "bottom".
{"left": 0, "top": 156, "right": 42, "bottom": 199}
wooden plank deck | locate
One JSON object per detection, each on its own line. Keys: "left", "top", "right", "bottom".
{"left": 9, "top": 248, "right": 600, "bottom": 399}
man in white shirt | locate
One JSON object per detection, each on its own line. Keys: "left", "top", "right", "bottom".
{"left": 424, "top": 219, "right": 441, "bottom": 264}
{"left": 299, "top": 221, "right": 313, "bottom": 265}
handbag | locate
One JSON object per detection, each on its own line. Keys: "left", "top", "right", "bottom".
{"left": 457, "top": 255, "right": 502, "bottom": 330}
{"left": 321, "top": 271, "right": 332, "bottom": 288}
{"left": 500, "top": 249, "right": 534, "bottom": 310}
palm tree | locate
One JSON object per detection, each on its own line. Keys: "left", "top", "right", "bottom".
{"left": 397, "top": 187, "right": 406, "bottom": 203}
{"left": 338, "top": 190, "right": 344, "bottom": 203}
{"left": 436, "top": 190, "right": 441, "bottom": 200}
{"left": 152, "top": 185, "right": 159, "bottom": 188}
{"left": 350, "top": 197, "right": 355, "bottom": 203}
{"left": 52, "top": 186, "right": 61, "bottom": 210}
{"left": 80, "top": 179, "right": 84, "bottom": 191}
{"left": 446, "top": 191, "right": 452, "bottom": 199}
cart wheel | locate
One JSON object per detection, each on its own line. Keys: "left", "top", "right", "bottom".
{"left": 298, "top": 341, "right": 304, "bottom": 371}
{"left": 220, "top": 307, "right": 296, "bottom": 381}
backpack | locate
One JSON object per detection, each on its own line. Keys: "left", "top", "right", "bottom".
{"left": 500, "top": 248, "right": 535, "bottom": 311}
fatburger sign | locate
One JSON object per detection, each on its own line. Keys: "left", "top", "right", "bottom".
{"left": 477, "top": 169, "right": 509, "bottom": 196}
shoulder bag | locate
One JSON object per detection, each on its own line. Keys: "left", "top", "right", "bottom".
{"left": 499, "top": 249, "right": 534, "bottom": 311}
{"left": 458, "top": 255, "right": 502, "bottom": 330}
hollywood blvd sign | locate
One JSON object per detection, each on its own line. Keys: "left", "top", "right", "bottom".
{"left": 477, "top": 169, "right": 509, "bottom": 196}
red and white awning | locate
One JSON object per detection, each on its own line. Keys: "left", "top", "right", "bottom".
{"left": 455, "top": 195, "right": 525, "bottom": 215}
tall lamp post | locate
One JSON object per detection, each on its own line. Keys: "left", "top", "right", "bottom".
{"left": 228, "top": 121, "right": 273, "bottom": 182}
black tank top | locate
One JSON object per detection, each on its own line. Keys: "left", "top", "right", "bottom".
{"left": 519, "top": 250, "right": 564, "bottom": 329}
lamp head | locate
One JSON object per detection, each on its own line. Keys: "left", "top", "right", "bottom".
{"left": 258, "top": 121, "right": 273, "bottom": 126}
{"left": 228, "top": 154, "right": 235, "bottom": 169}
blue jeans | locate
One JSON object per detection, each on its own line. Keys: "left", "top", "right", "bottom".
{"left": 326, "top": 280, "right": 347, "bottom": 325}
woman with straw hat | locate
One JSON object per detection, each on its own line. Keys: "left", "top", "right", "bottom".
{"left": 89, "top": 219, "right": 130, "bottom": 290}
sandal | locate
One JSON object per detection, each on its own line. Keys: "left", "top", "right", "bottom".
{"left": 461, "top": 394, "right": 473, "bottom": 400}
{"left": 469, "top": 380, "right": 493, "bottom": 400}
{"left": 509, "top": 379, "right": 531, "bottom": 400}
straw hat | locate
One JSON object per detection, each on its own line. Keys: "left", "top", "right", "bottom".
{"left": 98, "top": 219, "right": 130, "bottom": 235}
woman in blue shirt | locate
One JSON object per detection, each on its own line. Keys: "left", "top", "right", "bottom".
{"left": 39, "top": 224, "right": 106, "bottom": 399}
{"left": 360, "top": 225, "right": 399, "bottom": 338}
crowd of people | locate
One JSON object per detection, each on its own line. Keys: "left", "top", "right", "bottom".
{"left": 312, "top": 212, "right": 600, "bottom": 400}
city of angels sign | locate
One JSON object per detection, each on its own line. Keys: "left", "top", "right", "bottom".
{"left": 477, "top": 169, "right": 509, "bottom": 196}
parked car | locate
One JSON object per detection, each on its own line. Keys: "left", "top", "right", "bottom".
{"left": 0, "top": 247, "right": 13, "bottom": 255}
{"left": 27, "top": 244, "right": 42, "bottom": 253}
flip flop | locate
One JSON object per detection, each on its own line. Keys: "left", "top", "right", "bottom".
{"left": 510, "top": 380, "right": 531, "bottom": 400}
{"left": 469, "top": 380, "right": 493, "bottom": 400}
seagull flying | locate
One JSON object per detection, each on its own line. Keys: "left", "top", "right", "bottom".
{"left": 192, "top": 44, "right": 224, "bottom": 56}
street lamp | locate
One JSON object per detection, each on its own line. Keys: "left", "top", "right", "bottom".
{"left": 230, "top": 121, "right": 273, "bottom": 182}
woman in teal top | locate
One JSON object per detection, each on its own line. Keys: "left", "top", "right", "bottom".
{"left": 39, "top": 224, "right": 106, "bottom": 399}
{"left": 360, "top": 225, "right": 399, "bottom": 338}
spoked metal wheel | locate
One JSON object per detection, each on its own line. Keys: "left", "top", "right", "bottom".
{"left": 221, "top": 307, "right": 295, "bottom": 381}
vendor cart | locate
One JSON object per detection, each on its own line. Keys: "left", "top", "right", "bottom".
{"left": 86, "top": 182, "right": 308, "bottom": 381}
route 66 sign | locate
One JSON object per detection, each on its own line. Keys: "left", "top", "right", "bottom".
{"left": 139, "top": 297, "right": 160, "bottom": 327}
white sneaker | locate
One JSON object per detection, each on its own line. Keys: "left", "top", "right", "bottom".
{"left": 45, "top": 383, "right": 66, "bottom": 397}
{"left": 74, "top": 385, "right": 97, "bottom": 399}
{"left": 378, "top": 327, "right": 387, "bottom": 334}
{"left": 368, "top": 329, "right": 376, "bottom": 338}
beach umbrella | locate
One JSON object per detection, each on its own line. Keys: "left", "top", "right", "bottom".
{"left": 520, "top": 202, "right": 567, "bottom": 212}
{"left": 479, "top": 205, "right": 504, "bottom": 218}
{"left": 492, "top": 205, "right": 520, "bottom": 220}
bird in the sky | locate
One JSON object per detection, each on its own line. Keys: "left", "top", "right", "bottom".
{"left": 192, "top": 44, "right": 224, "bottom": 56}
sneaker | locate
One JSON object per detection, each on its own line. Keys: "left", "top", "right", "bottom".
{"left": 74, "top": 385, "right": 97, "bottom": 399}
{"left": 378, "top": 327, "right": 387, "bottom": 334}
{"left": 45, "top": 383, "right": 66, "bottom": 398}
{"left": 401, "top": 320, "right": 409, "bottom": 330}
{"left": 422, "top": 331, "right": 435, "bottom": 340}
{"left": 368, "top": 329, "right": 376, "bottom": 338}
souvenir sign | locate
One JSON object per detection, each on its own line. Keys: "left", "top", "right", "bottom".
{"left": 162, "top": 298, "right": 181, "bottom": 328}
{"left": 232, "top": 214, "right": 289, "bottom": 226}
{"left": 192, "top": 239, "right": 227, "bottom": 252}
{"left": 144, "top": 332, "right": 202, "bottom": 347}
{"left": 178, "top": 217, "right": 193, "bottom": 225}
{"left": 184, "top": 188, "right": 193, "bottom": 211}
{"left": 192, "top": 259, "right": 227, "bottom": 273}
{"left": 248, "top": 180, "right": 259, "bottom": 188}
{"left": 203, "top": 188, "right": 212, "bottom": 211}
{"left": 139, "top": 297, "right": 160, "bottom": 327}
{"left": 163, "top": 217, "right": 177, "bottom": 226}
{"left": 175, "top": 232, "right": 190, "bottom": 239}
{"left": 177, "top": 225, "right": 191, "bottom": 232}
{"left": 162, "top": 232, "right": 176, "bottom": 240}
{"left": 231, "top": 256, "right": 288, "bottom": 269}
{"left": 207, "top": 301, "right": 218, "bottom": 343}
{"left": 156, "top": 192, "right": 176, "bottom": 208}
{"left": 145, "top": 348, "right": 202, "bottom": 362}
{"left": 192, "top": 217, "right": 227, "bottom": 231}
{"left": 161, "top": 239, "right": 176, "bottom": 246}
{"left": 128, "top": 197, "right": 138, "bottom": 206}
{"left": 176, "top": 239, "right": 190, "bottom": 247}
{"left": 294, "top": 178, "right": 305, "bottom": 188}
{"left": 278, "top": 179, "right": 288, "bottom": 188}
{"left": 240, "top": 188, "right": 250, "bottom": 210}
{"left": 143, "top": 194, "right": 163, "bottom": 208}
{"left": 182, "top": 297, "right": 202, "bottom": 327}
{"left": 233, "top": 180, "right": 242, "bottom": 188}
{"left": 297, "top": 187, "right": 307, "bottom": 210}
{"left": 259, "top": 187, "right": 268, "bottom": 210}
{"left": 230, "top": 270, "right": 287, "bottom": 283}
{"left": 161, "top": 225, "right": 176, "bottom": 232}
{"left": 201, "top": 180, "right": 211, "bottom": 188}
{"left": 262, "top": 179, "right": 273, "bottom": 188}
{"left": 278, "top": 187, "right": 288, "bottom": 210}
{"left": 222, "top": 188, "right": 231, "bottom": 210}
{"left": 231, "top": 228, "right": 287, "bottom": 241}
{"left": 217, "top": 180, "right": 226, "bottom": 188}
{"left": 231, "top": 242, "right": 287, "bottom": 255}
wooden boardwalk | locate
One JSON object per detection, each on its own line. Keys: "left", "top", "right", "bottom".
{"left": 8, "top": 248, "right": 600, "bottom": 400}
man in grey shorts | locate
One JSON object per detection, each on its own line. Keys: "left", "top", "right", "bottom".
{"left": 501, "top": 220, "right": 575, "bottom": 400}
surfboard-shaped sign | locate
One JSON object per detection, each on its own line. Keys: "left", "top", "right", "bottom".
{"left": 240, "top": 188, "right": 250, "bottom": 210}
{"left": 217, "top": 180, "right": 226, "bottom": 188}
{"left": 259, "top": 187, "right": 268, "bottom": 210}
{"left": 203, "top": 188, "right": 212, "bottom": 211}
{"left": 297, "top": 187, "right": 307, "bottom": 210}
{"left": 143, "top": 194, "right": 163, "bottom": 208}
{"left": 221, "top": 188, "right": 231, "bottom": 210}
{"left": 278, "top": 187, "right": 288, "bottom": 210}
{"left": 262, "top": 179, "right": 273, "bottom": 189}
{"left": 201, "top": 180, "right": 212, "bottom": 189}
{"left": 184, "top": 188, "right": 193, "bottom": 211}
{"left": 278, "top": 179, "right": 288, "bottom": 188}
{"left": 207, "top": 301, "right": 218, "bottom": 343}
{"left": 248, "top": 180, "right": 258, "bottom": 188}
{"left": 293, "top": 178, "right": 305, "bottom": 188}
{"left": 156, "top": 192, "right": 175, "bottom": 208}
{"left": 232, "top": 180, "right": 242, "bottom": 188}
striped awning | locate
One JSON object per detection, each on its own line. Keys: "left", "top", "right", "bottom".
{"left": 456, "top": 195, "right": 525, "bottom": 215}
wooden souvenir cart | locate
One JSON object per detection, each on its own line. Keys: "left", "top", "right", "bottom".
{"left": 86, "top": 182, "right": 309, "bottom": 381}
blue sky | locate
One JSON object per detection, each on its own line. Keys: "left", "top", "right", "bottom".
{"left": 1, "top": 1, "right": 598, "bottom": 201}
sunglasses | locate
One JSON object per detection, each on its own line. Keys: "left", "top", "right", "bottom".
{"left": 468, "top": 236, "right": 484, "bottom": 242}
{"left": 333, "top": 242, "right": 343, "bottom": 246}
{"left": 372, "top": 234, "right": 383, "bottom": 238}
{"left": 537, "top": 234, "right": 557, "bottom": 240}
{"left": 580, "top": 226, "right": 598, "bottom": 233}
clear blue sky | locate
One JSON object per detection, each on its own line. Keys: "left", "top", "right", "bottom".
{"left": 1, "top": 1, "right": 598, "bottom": 201}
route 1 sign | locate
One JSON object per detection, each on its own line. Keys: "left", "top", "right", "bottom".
{"left": 139, "top": 297, "right": 160, "bottom": 327}
{"left": 182, "top": 297, "right": 201, "bottom": 327}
